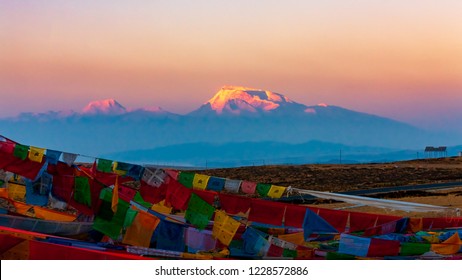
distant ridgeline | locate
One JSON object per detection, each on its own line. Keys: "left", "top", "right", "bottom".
{"left": 1, "top": 135, "right": 462, "bottom": 260}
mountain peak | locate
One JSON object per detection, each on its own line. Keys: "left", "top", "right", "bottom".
{"left": 205, "top": 85, "right": 295, "bottom": 114}
{"left": 82, "top": 99, "right": 126, "bottom": 115}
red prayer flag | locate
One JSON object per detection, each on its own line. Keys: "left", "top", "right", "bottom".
{"left": 248, "top": 198, "right": 285, "bottom": 226}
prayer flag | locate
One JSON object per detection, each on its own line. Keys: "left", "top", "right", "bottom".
{"left": 224, "top": 179, "right": 241, "bottom": 193}
{"left": 28, "top": 146, "right": 45, "bottom": 163}
{"left": 256, "top": 183, "right": 271, "bottom": 197}
{"left": 8, "top": 183, "right": 26, "bottom": 201}
{"left": 431, "top": 232, "right": 462, "bottom": 255}
{"left": 192, "top": 174, "right": 210, "bottom": 190}
{"left": 123, "top": 210, "right": 160, "bottom": 248}
{"left": 133, "top": 192, "right": 153, "bottom": 209}
{"left": 154, "top": 220, "right": 186, "bottom": 252}
{"left": 212, "top": 210, "right": 241, "bottom": 246}
{"left": 93, "top": 188, "right": 130, "bottom": 239}
{"left": 267, "top": 185, "right": 286, "bottom": 199}
{"left": 338, "top": 234, "right": 371, "bottom": 257}
{"left": 303, "top": 208, "right": 338, "bottom": 240}
{"left": 185, "top": 228, "right": 217, "bottom": 253}
{"left": 240, "top": 181, "right": 256, "bottom": 194}
{"left": 242, "top": 227, "right": 270, "bottom": 256}
{"left": 400, "top": 242, "right": 431, "bottom": 256}
{"left": 113, "top": 161, "right": 130, "bottom": 176}
{"left": 206, "top": 176, "right": 225, "bottom": 192}
{"left": 178, "top": 171, "right": 195, "bottom": 188}
{"left": 127, "top": 165, "right": 144, "bottom": 181}
{"left": 185, "top": 193, "right": 215, "bottom": 230}
{"left": 112, "top": 176, "right": 119, "bottom": 213}
{"left": 218, "top": 193, "right": 251, "bottom": 215}
{"left": 45, "top": 150, "right": 61, "bottom": 165}
{"left": 74, "top": 176, "right": 91, "bottom": 207}
{"left": 34, "top": 206, "right": 76, "bottom": 222}
{"left": 165, "top": 179, "right": 192, "bottom": 211}
{"left": 248, "top": 199, "right": 285, "bottom": 226}
{"left": 13, "top": 144, "right": 29, "bottom": 160}
{"left": 97, "top": 158, "right": 113, "bottom": 173}
{"left": 62, "top": 152, "right": 78, "bottom": 167}
{"left": 123, "top": 207, "right": 139, "bottom": 228}
{"left": 142, "top": 168, "right": 166, "bottom": 187}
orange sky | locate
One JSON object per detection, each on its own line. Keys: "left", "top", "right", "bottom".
{"left": 0, "top": 0, "right": 461, "bottom": 129}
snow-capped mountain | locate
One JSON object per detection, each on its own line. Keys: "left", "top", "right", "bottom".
{"left": 0, "top": 85, "right": 456, "bottom": 158}
{"left": 189, "top": 86, "right": 308, "bottom": 116}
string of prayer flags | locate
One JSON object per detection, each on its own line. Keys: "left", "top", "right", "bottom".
{"left": 62, "top": 152, "right": 78, "bottom": 167}
{"left": 97, "top": 158, "right": 113, "bottom": 173}
{"left": 206, "top": 176, "right": 225, "bottom": 192}
{"left": 74, "top": 176, "right": 92, "bottom": 207}
{"left": 28, "top": 146, "right": 45, "bottom": 163}
{"left": 13, "top": 144, "right": 29, "bottom": 160}
{"left": 303, "top": 208, "right": 338, "bottom": 240}
{"left": 185, "top": 193, "right": 215, "bottom": 230}
{"left": 142, "top": 168, "right": 166, "bottom": 187}
{"left": 178, "top": 171, "right": 194, "bottom": 188}
{"left": 212, "top": 210, "right": 241, "bottom": 246}
{"left": 267, "top": 185, "right": 286, "bottom": 199}
{"left": 256, "top": 183, "right": 271, "bottom": 197}
{"left": 192, "top": 174, "right": 210, "bottom": 190}
{"left": 123, "top": 209, "right": 160, "bottom": 248}
{"left": 45, "top": 149, "right": 62, "bottom": 165}
{"left": 240, "top": 181, "right": 256, "bottom": 194}
{"left": 224, "top": 179, "right": 241, "bottom": 193}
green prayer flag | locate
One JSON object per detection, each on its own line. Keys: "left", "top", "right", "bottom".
{"left": 282, "top": 248, "right": 297, "bottom": 258}
{"left": 399, "top": 242, "right": 431, "bottom": 256}
{"left": 123, "top": 208, "right": 138, "bottom": 228}
{"left": 256, "top": 183, "right": 271, "bottom": 197}
{"left": 185, "top": 193, "right": 215, "bottom": 230}
{"left": 93, "top": 188, "right": 130, "bottom": 239}
{"left": 178, "top": 172, "right": 195, "bottom": 189}
{"left": 13, "top": 144, "right": 29, "bottom": 160}
{"left": 97, "top": 158, "right": 113, "bottom": 173}
{"left": 74, "top": 176, "right": 91, "bottom": 207}
{"left": 133, "top": 192, "right": 153, "bottom": 209}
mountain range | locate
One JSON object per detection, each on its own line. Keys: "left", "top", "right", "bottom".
{"left": 1, "top": 85, "right": 460, "bottom": 165}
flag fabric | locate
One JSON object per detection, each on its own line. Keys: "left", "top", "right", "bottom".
{"left": 123, "top": 210, "right": 160, "bottom": 248}
{"left": 267, "top": 185, "right": 286, "bottom": 199}
{"left": 127, "top": 165, "right": 144, "bottom": 181}
{"left": 142, "top": 168, "right": 166, "bottom": 187}
{"left": 118, "top": 185, "right": 137, "bottom": 203}
{"left": 8, "top": 183, "right": 26, "bottom": 201}
{"left": 367, "top": 238, "right": 400, "bottom": 257}
{"left": 408, "top": 217, "right": 423, "bottom": 233}
{"left": 256, "top": 183, "right": 271, "bottom": 197}
{"left": 240, "top": 181, "right": 256, "bottom": 194}
{"left": 266, "top": 244, "right": 284, "bottom": 257}
{"left": 25, "top": 176, "right": 50, "bottom": 206}
{"left": 248, "top": 199, "right": 285, "bottom": 226}
{"left": 224, "top": 179, "right": 241, "bottom": 193}
{"left": 112, "top": 176, "right": 119, "bottom": 213}
{"left": 74, "top": 176, "right": 92, "bottom": 207}
{"left": 338, "top": 234, "right": 371, "bottom": 257}
{"left": 268, "top": 235, "right": 298, "bottom": 251}
{"left": 206, "top": 176, "right": 225, "bottom": 192}
{"left": 123, "top": 207, "right": 139, "bottom": 228}
{"left": 62, "top": 152, "right": 78, "bottom": 167}
{"left": 93, "top": 188, "right": 130, "bottom": 239}
{"left": 192, "top": 174, "right": 210, "bottom": 190}
{"left": 284, "top": 204, "right": 307, "bottom": 228}
{"left": 185, "top": 193, "right": 215, "bottom": 230}
{"left": 303, "top": 208, "right": 338, "bottom": 240}
{"left": 165, "top": 179, "right": 192, "bottom": 211}
{"left": 0, "top": 140, "right": 15, "bottom": 154}
{"left": 97, "top": 158, "right": 113, "bottom": 173}
{"left": 133, "top": 192, "right": 153, "bottom": 209}
{"left": 45, "top": 149, "right": 61, "bottom": 165}
{"left": 218, "top": 193, "right": 251, "bottom": 215}
{"left": 178, "top": 171, "right": 195, "bottom": 188}
{"left": 212, "top": 210, "right": 241, "bottom": 246}
{"left": 13, "top": 144, "right": 29, "bottom": 160}
{"left": 431, "top": 232, "right": 462, "bottom": 255}
{"left": 33, "top": 206, "right": 76, "bottom": 222}
{"left": 242, "top": 227, "right": 270, "bottom": 256}
{"left": 113, "top": 161, "right": 131, "bottom": 176}
{"left": 28, "top": 146, "right": 45, "bottom": 163}
{"left": 154, "top": 220, "right": 186, "bottom": 252}
{"left": 399, "top": 242, "right": 431, "bottom": 256}
{"left": 185, "top": 227, "right": 217, "bottom": 253}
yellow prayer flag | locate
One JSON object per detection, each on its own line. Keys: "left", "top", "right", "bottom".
{"left": 28, "top": 146, "right": 45, "bottom": 163}
{"left": 151, "top": 200, "right": 172, "bottom": 214}
{"left": 192, "top": 174, "right": 210, "bottom": 190}
{"left": 8, "top": 183, "right": 26, "bottom": 201}
{"left": 112, "top": 162, "right": 127, "bottom": 176}
{"left": 34, "top": 206, "right": 77, "bottom": 222}
{"left": 112, "top": 176, "right": 119, "bottom": 213}
{"left": 267, "top": 185, "right": 286, "bottom": 199}
{"left": 431, "top": 232, "right": 462, "bottom": 255}
{"left": 212, "top": 210, "right": 240, "bottom": 246}
{"left": 122, "top": 210, "right": 160, "bottom": 247}
{"left": 277, "top": 232, "right": 306, "bottom": 246}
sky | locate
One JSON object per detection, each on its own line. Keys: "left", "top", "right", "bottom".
{"left": 1, "top": 0, "right": 461, "bottom": 130}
